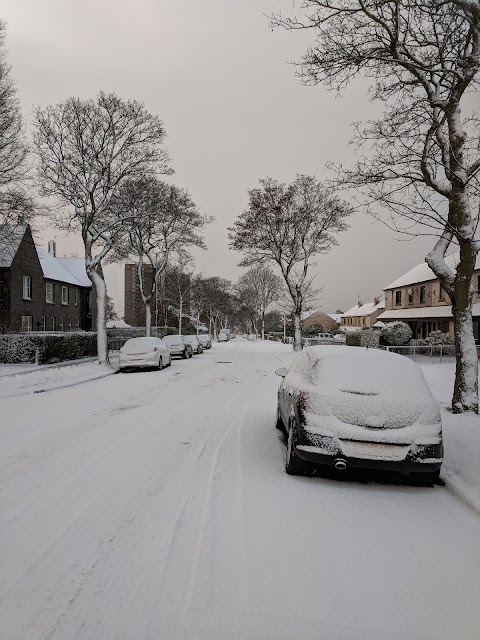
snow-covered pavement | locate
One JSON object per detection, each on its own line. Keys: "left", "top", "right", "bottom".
{"left": 1, "top": 340, "right": 480, "bottom": 640}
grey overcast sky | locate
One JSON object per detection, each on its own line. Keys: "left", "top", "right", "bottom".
{"left": 2, "top": 0, "right": 434, "bottom": 316}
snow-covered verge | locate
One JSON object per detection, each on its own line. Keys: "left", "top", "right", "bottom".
{"left": 420, "top": 362, "right": 480, "bottom": 514}
{"left": 0, "top": 359, "right": 117, "bottom": 397}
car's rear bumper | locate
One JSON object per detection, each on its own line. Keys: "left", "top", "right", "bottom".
{"left": 119, "top": 355, "right": 158, "bottom": 368}
{"left": 295, "top": 439, "right": 443, "bottom": 472}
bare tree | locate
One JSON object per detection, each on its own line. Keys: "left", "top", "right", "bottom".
{"left": 229, "top": 175, "right": 351, "bottom": 350}
{"left": 33, "top": 92, "right": 170, "bottom": 363}
{"left": 237, "top": 265, "right": 283, "bottom": 339}
{"left": 109, "top": 177, "right": 209, "bottom": 336}
{"left": 272, "top": 1, "right": 480, "bottom": 410}
{"left": 164, "top": 255, "right": 195, "bottom": 335}
{"left": 201, "top": 277, "right": 235, "bottom": 339}
{"left": 0, "top": 21, "right": 31, "bottom": 246}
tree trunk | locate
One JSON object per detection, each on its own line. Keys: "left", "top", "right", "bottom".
{"left": 261, "top": 308, "right": 265, "bottom": 340}
{"left": 451, "top": 242, "right": 479, "bottom": 413}
{"left": 196, "top": 313, "right": 200, "bottom": 336}
{"left": 145, "top": 303, "right": 151, "bottom": 337}
{"left": 178, "top": 299, "right": 183, "bottom": 335}
{"left": 89, "top": 269, "right": 108, "bottom": 364}
{"left": 293, "top": 312, "right": 302, "bottom": 351}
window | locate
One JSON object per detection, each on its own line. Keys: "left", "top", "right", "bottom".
{"left": 51, "top": 317, "right": 56, "bottom": 331}
{"left": 68, "top": 317, "right": 72, "bottom": 331}
{"left": 439, "top": 286, "right": 446, "bottom": 301}
{"left": 74, "top": 289, "right": 79, "bottom": 306}
{"left": 408, "top": 290, "right": 413, "bottom": 305}
{"left": 21, "top": 315, "right": 32, "bottom": 332}
{"left": 395, "top": 290, "right": 402, "bottom": 305}
{"left": 46, "top": 282, "right": 54, "bottom": 304}
{"left": 60, "top": 317, "right": 64, "bottom": 331}
{"left": 41, "top": 317, "right": 46, "bottom": 331}
{"left": 420, "top": 286, "right": 426, "bottom": 303}
{"left": 75, "top": 318, "right": 80, "bottom": 329}
{"left": 61, "top": 286, "right": 69, "bottom": 305}
{"left": 23, "top": 275, "right": 32, "bottom": 300}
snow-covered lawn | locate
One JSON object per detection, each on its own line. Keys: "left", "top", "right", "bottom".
{"left": 0, "top": 340, "right": 479, "bottom": 640}
{"left": 420, "top": 362, "right": 480, "bottom": 514}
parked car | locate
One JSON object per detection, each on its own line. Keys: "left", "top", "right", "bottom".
{"left": 198, "top": 334, "right": 212, "bottom": 349}
{"left": 275, "top": 346, "right": 443, "bottom": 485}
{"left": 183, "top": 335, "right": 204, "bottom": 354}
{"left": 119, "top": 337, "right": 172, "bottom": 372}
{"left": 247, "top": 334, "right": 256, "bottom": 341}
{"left": 162, "top": 334, "right": 193, "bottom": 359}
{"left": 218, "top": 331, "right": 229, "bottom": 342}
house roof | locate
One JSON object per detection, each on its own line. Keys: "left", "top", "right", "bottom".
{"left": 57, "top": 257, "right": 92, "bottom": 287}
{"left": 377, "top": 302, "right": 480, "bottom": 320}
{"left": 342, "top": 300, "right": 384, "bottom": 318}
{"left": 0, "top": 224, "right": 27, "bottom": 267}
{"left": 36, "top": 248, "right": 86, "bottom": 286}
{"left": 384, "top": 253, "right": 480, "bottom": 290}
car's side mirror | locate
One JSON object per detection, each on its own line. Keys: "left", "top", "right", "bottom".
{"left": 275, "top": 367, "right": 287, "bottom": 378}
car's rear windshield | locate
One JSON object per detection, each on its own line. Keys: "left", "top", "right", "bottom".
{"left": 125, "top": 338, "right": 157, "bottom": 348}
{"left": 312, "top": 355, "right": 428, "bottom": 399}
{"left": 163, "top": 335, "right": 182, "bottom": 344}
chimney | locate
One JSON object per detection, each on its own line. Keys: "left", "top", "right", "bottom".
{"left": 48, "top": 240, "right": 56, "bottom": 257}
{"left": 374, "top": 296, "right": 380, "bottom": 306}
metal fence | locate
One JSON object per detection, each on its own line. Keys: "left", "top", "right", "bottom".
{"left": 377, "top": 344, "right": 457, "bottom": 363}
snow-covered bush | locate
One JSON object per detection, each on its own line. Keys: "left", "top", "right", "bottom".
{"left": 426, "top": 330, "right": 452, "bottom": 346}
{"left": 345, "top": 330, "right": 379, "bottom": 348}
{"left": 0, "top": 333, "right": 97, "bottom": 364}
{"left": 380, "top": 321, "right": 413, "bottom": 346}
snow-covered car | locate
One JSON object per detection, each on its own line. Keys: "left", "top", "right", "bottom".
{"left": 275, "top": 346, "right": 443, "bottom": 485}
{"left": 197, "top": 334, "right": 212, "bottom": 349}
{"left": 162, "top": 334, "right": 193, "bottom": 359}
{"left": 119, "top": 337, "right": 172, "bottom": 372}
{"left": 218, "top": 331, "right": 229, "bottom": 342}
{"left": 183, "top": 335, "right": 204, "bottom": 354}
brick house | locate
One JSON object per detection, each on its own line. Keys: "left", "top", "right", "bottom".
{"left": 376, "top": 254, "right": 480, "bottom": 341}
{"left": 0, "top": 224, "right": 96, "bottom": 332}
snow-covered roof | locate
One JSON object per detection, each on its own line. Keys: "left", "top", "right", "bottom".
{"left": 384, "top": 253, "right": 480, "bottom": 290}
{"left": 377, "top": 303, "right": 480, "bottom": 320}
{"left": 106, "top": 319, "right": 131, "bottom": 328}
{"left": 0, "top": 224, "right": 27, "bottom": 267}
{"left": 36, "top": 248, "right": 89, "bottom": 287}
{"left": 57, "top": 257, "right": 92, "bottom": 287}
{"left": 328, "top": 314, "right": 343, "bottom": 323}
{"left": 342, "top": 300, "right": 384, "bottom": 318}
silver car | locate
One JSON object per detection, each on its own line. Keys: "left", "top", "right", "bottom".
{"left": 183, "top": 335, "right": 204, "bottom": 354}
{"left": 197, "top": 334, "right": 212, "bottom": 349}
{"left": 162, "top": 334, "right": 193, "bottom": 359}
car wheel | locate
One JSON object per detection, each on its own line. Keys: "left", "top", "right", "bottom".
{"left": 157, "top": 356, "right": 163, "bottom": 371}
{"left": 182, "top": 349, "right": 188, "bottom": 359}
{"left": 167, "top": 355, "right": 172, "bottom": 366}
{"left": 410, "top": 469, "right": 440, "bottom": 487}
{"left": 285, "top": 420, "right": 314, "bottom": 476}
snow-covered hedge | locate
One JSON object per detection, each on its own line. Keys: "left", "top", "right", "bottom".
{"left": 380, "top": 321, "right": 413, "bottom": 346}
{"left": 0, "top": 333, "right": 97, "bottom": 364}
{"left": 345, "top": 330, "right": 379, "bottom": 348}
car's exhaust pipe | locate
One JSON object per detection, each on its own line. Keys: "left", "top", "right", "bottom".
{"left": 334, "top": 458, "right": 347, "bottom": 471}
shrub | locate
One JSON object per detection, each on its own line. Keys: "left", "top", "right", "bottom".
{"left": 426, "top": 330, "right": 452, "bottom": 345}
{"left": 380, "top": 321, "right": 413, "bottom": 346}
{"left": 346, "top": 332, "right": 361, "bottom": 346}
{"left": 0, "top": 332, "right": 97, "bottom": 364}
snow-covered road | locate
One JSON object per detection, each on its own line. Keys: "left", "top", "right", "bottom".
{"left": 1, "top": 340, "right": 479, "bottom": 640}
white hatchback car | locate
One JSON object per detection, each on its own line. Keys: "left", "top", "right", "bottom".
{"left": 119, "top": 337, "right": 171, "bottom": 372}
{"left": 183, "top": 335, "right": 204, "bottom": 354}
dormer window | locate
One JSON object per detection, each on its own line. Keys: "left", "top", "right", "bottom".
{"left": 395, "top": 290, "right": 402, "bottom": 305}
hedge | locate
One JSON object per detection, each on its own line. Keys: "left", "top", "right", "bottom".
{"left": 345, "top": 330, "right": 379, "bottom": 348}
{"left": 0, "top": 332, "right": 97, "bottom": 364}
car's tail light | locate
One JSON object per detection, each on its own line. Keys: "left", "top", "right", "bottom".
{"left": 299, "top": 391, "right": 310, "bottom": 411}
